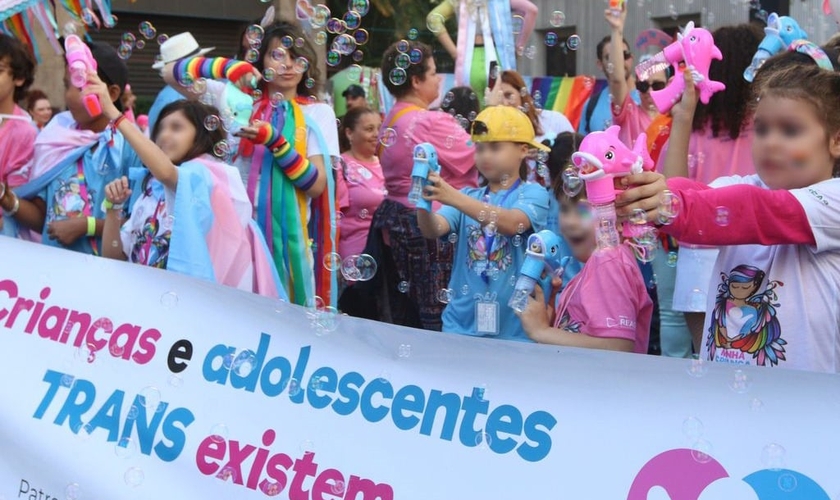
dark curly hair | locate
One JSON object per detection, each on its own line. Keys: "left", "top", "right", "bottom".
{"left": 440, "top": 86, "right": 479, "bottom": 132}
{"left": 0, "top": 34, "right": 35, "bottom": 102}
{"left": 255, "top": 21, "right": 321, "bottom": 98}
{"left": 691, "top": 24, "right": 763, "bottom": 140}
{"left": 380, "top": 41, "right": 433, "bottom": 99}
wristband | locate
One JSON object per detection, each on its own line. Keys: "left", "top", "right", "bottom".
{"left": 0, "top": 182, "right": 6, "bottom": 202}
{"left": 6, "top": 195, "right": 20, "bottom": 217}
{"left": 112, "top": 114, "right": 127, "bottom": 129}
{"left": 254, "top": 121, "right": 287, "bottom": 151}
{"left": 174, "top": 57, "right": 255, "bottom": 87}
{"left": 101, "top": 199, "right": 125, "bottom": 212}
{"left": 86, "top": 216, "right": 97, "bottom": 237}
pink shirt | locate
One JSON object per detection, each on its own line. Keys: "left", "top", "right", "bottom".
{"left": 656, "top": 124, "right": 755, "bottom": 185}
{"left": 379, "top": 102, "right": 477, "bottom": 206}
{"left": 0, "top": 106, "right": 37, "bottom": 188}
{"left": 336, "top": 153, "right": 386, "bottom": 257}
{"left": 612, "top": 93, "right": 654, "bottom": 148}
{"left": 553, "top": 244, "right": 652, "bottom": 354}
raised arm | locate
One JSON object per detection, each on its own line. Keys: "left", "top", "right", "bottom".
{"left": 162, "top": 56, "right": 261, "bottom": 100}
{"left": 510, "top": 0, "right": 538, "bottom": 53}
{"left": 427, "top": 1, "right": 458, "bottom": 60}
{"left": 661, "top": 71, "right": 698, "bottom": 179}
{"left": 605, "top": 4, "right": 630, "bottom": 113}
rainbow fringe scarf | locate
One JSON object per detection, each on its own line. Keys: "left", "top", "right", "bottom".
{"left": 242, "top": 97, "right": 337, "bottom": 308}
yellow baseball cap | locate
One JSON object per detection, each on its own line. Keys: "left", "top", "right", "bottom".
{"left": 470, "top": 105, "right": 550, "bottom": 152}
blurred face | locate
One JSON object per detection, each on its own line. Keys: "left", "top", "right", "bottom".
{"left": 638, "top": 69, "right": 667, "bottom": 112}
{"left": 599, "top": 41, "right": 633, "bottom": 80}
{"left": 474, "top": 141, "right": 527, "bottom": 184}
{"left": 559, "top": 198, "right": 595, "bottom": 262}
{"left": 155, "top": 110, "right": 197, "bottom": 164}
{"left": 346, "top": 112, "right": 381, "bottom": 157}
{"left": 500, "top": 82, "right": 523, "bottom": 108}
{"left": 263, "top": 37, "right": 303, "bottom": 95}
{"left": 346, "top": 95, "right": 366, "bottom": 110}
{"left": 0, "top": 57, "right": 23, "bottom": 105}
{"left": 64, "top": 68, "right": 95, "bottom": 126}
{"left": 413, "top": 57, "right": 441, "bottom": 106}
{"left": 30, "top": 98, "right": 52, "bottom": 126}
{"left": 752, "top": 95, "right": 839, "bottom": 190}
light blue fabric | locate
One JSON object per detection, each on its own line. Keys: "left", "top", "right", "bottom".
{"left": 163, "top": 161, "right": 216, "bottom": 282}
{"left": 488, "top": 0, "right": 516, "bottom": 71}
{"left": 652, "top": 246, "right": 692, "bottom": 357}
{"left": 147, "top": 86, "right": 184, "bottom": 132}
{"left": 578, "top": 89, "right": 641, "bottom": 134}
{"left": 437, "top": 182, "right": 549, "bottom": 341}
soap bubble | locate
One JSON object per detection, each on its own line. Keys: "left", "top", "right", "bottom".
{"left": 271, "top": 47, "right": 288, "bottom": 62}
{"left": 288, "top": 379, "right": 301, "bottom": 396}
{"left": 761, "top": 443, "right": 786, "bottom": 470}
{"left": 448, "top": 233, "right": 458, "bottom": 244}
{"left": 778, "top": 473, "right": 797, "bottom": 492}
{"left": 461, "top": 284, "right": 470, "bottom": 295}
{"left": 281, "top": 35, "right": 294, "bottom": 48}
{"left": 81, "top": 8, "right": 96, "bottom": 26}
{"left": 512, "top": 235, "right": 522, "bottom": 247}
{"left": 354, "top": 29, "right": 370, "bottom": 45}
{"left": 245, "top": 48, "right": 260, "bottom": 63}
{"left": 139, "top": 386, "right": 162, "bottom": 413}
{"left": 398, "top": 281, "right": 410, "bottom": 293}
{"left": 545, "top": 32, "right": 559, "bottom": 47}
{"left": 326, "top": 18, "right": 344, "bottom": 34}
{"left": 750, "top": 398, "right": 765, "bottom": 412}
{"left": 348, "top": 0, "right": 370, "bottom": 16}
{"left": 305, "top": 77, "right": 316, "bottom": 89}
{"left": 657, "top": 190, "right": 681, "bottom": 225}
{"left": 157, "top": 34, "right": 169, "bottom": 45}
{"left": 511, "top": 14, "right": 524, "bottom": 35}
{"left": 209, "top": 423, "right": 229, "bottom": 442}
{"left": 691, "top": 440, "right": 714, "bottom": 463}
{"left": 667, "top": 251, "right": 678, "bottom": 267}
{"left": 475, "top": 431, "right": 493, "bottom": 449}
{"left": 398, "top": 344, "right": 412, "bottom": 358}
{"left": 204, "top": 115, "right": 220, "bottom": 131}
{"left": 380, "top": 127, "right": 398, "bottom": 147}
{"left": 332, "top": 480, "right": 347, "bottom": 495}
{"left": 396, "top": 39, "right": 410, "bottom": 53}
{"left": 562, "top": 167, "right": 583, "bottom": 197}
{"left": 326, "top": 50, "right": 341, "bottom": 67}
{"left": 395, "top": 53, "right": 411, "bottom": 69}
{"left": 340, "top": 254, "right": 377, "bottom": 281}
{"left": 246, "top": 24, "right": 265, "bottom": 44}
{"left": 124, "top": 467, "right": 144, "bottom": 487}
{"left": 715, "top": 206, "right": 730, "bottom": 226}
{"left": 324, "top": 252, "right": 342, "bottom": 271}
{"left": 117, "top": 44, "right": 132, "bottom": 60}
{"left": 160, "top": 291, "right": 179, "bottom": 307}
{"left": 294, "top": 57, "right": 310, "bottom": 73}
{"left": 311, "top": 4, "right": 330, "bottom": 27}
{"left": 408, "top": 28, "right": 419, "bottom": 40}
{"left": 346, "top": 64, "right": 363, "bottom": 81}
{"left": 139, "top": 21, "right": 156, "bottom": 39}
{"left": 121, "top": 32, "right": 136, "bottom": 47}
{"left": 409, "top": 48, "right": 423, "bottom": 64}
{"left": 630, "top": 208, "right": 648, "bottom": 225}
{"left": 682, "top": 416, "right": 704, "bottom": 440}
{"left": 687, "top": 357, "right": 708, "bottom": 377}
{"left": 437, "top": 288, "right": 453, "bottom": 303}
{"left": 115, "top": 437, "right": 138, "bottom": 459}
{"left": 550, "top": 11, "right": 566, "bottom": 27}
{"left": 333, "top": 34, "right": 356, "bottom": 55}
{"left": 358, "top": 208, "right": 369, "bottom": 219}
{"left": 65, "top": 483, "right": 83, "bottom": 500}
{"left": 566, "top": 34, "right": 581, "bottom": 51}
{"left": 729, "top": 369, "right": 752, "bottom": 393}
{"left": 427, "top": 12, "right": 445, "bottom": 33}
{"left": 352, "top": 50, "right": 365, "bottom": 62}
{"left": 343, "top": 11, "right": 362, "bottom": 30}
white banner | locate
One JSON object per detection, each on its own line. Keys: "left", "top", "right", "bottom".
{"left": 0, "top": 237, "right": 837, "bottom": 500}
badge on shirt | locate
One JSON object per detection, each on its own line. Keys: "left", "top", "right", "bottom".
{"left": 357, "top": 167, "right": 373, "bottom": 180}
{"left": 475, "top": 292, "right": 500, "bottom": 336}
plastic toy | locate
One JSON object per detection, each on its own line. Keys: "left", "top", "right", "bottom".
{"left": 64, "top": 35, "right": 102, "bottom": 118}
{"left": 744, "top": 13, "right": 808, "bottom": 82}
{"left": 508, "top": 230, "right": 570, "bottom": 312}
{"left": 825, "top": 0, "right": 840, "bottom": 27}
{"left": 408, "top": 143, "right": 440, "bottom": 212}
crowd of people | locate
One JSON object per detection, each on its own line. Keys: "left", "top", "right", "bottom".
{"left": 2, "top": 2, "right": 840, "bottom": 374}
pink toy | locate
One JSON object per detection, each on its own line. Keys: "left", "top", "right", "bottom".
{"left": 825, "top": 0, "right": 840, "bottom": 26}
{"left": 64, "top": 35, "right": 102, "bottom": 118}
{"left": 571, "top": 126, "right": 654, "bottom": 251}
{"left": 635, "top": 21, "right": 725, "bottom": 114}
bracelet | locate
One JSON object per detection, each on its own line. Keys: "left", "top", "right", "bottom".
{"left": 101, "top": 199, "right": 125, "bottom": 212}
{"left": 6, "top": 195, "right": 20, "bottom": 217}
{"left": 0, "top": 182, "right": 6, "bottom": 202}
{"left": 86, "top": 216, "right": 97, "bottom": 237}
{"left": 112, "top": 114, "right": 127, "bottom": 129}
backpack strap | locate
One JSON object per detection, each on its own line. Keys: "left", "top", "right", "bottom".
{"left": 583, "top": 86, "right": 605, "bottom": 134}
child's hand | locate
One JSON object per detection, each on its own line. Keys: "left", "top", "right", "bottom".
{"left": 669, "top": 69, "right": 699, "bottom": 123}
{"left": 423, "top": 171, "right": 457, "bottom": 206}
{"left": 105, "top": 176, "right": 132, "bottom": 206}
{"left": 516, "top": 284, "right": 554, "bottom": 342}
{"left": 615, "top": 171, "right": 667, "bottom": 223}
{"left": 604, "top": 1, "right": 627, "bottom": 31}
{"left": 83, "top": 71, "right": 120, "bottom": 120}
{"left": 46, "top": 218, "right": 86, "bottom": 246}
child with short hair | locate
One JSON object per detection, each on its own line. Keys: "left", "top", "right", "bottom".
{"left": 417, "top": 106, "right": 550, "bottom": 341}
{"left": 0, "top": 35, "right": 37, "bottom": 234}
{"left": 517, "top": 188, "right": 653, "bottom": 353}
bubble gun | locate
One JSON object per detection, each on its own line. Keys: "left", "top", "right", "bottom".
{"left": 64, "top": 35, "right": 102, "bottom": 118}
{"left": 508, "top": 230, "right": 571, "bottom": 313}
{"left": 744, "top": 13, "right": 807, "bottom": 82}
{"left": 609, "top": 0, "right": 625, "bottom": 16}
{"left": 408, "top": 143, "right": 440, "bottom": 212}
{"left": 634, "top": 22, "right": 725, "bottom": 114}
{"left": 570, "top": 125, "right": 654, "bottom": 249}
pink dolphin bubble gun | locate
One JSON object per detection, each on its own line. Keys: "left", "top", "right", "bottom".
{"left": 570, "top": 125, "right": 654, "bottom": 250}
{"left": 635, "top": 21, "right": 725, "bottom": 114}
{"left": 64, "top": 35, "right": 102, "bottom": 118}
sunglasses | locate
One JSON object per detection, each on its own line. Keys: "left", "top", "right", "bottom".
{"left": 603, "top": 50, "right": 633, "bottom": 61}
{"left": 636, "top": 80, "right": 667, "bottom": 93}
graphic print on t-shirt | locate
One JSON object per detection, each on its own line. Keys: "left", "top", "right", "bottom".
{"left": 707, "top": 264, "right": 786, "bottom": 367}
{"left": 466, "top": 224, "right": 512, "bottom": 278}
{"left": 50, "top": 178, "right": 87, "bottom": 222}
{"left": 130, "top": 198, "right": 172, "bottom": 269}
{"left": 555, "top": 310, "right": 582, "bottom": 334}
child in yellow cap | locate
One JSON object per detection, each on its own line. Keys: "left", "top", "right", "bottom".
{"left": 417, "top": 106, "right": 550, "bottom": 340}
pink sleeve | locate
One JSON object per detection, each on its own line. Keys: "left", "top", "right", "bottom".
{"left": 611, "top": 93, "right": 633, "bottom": 124}
{"left": 663, "top": 177, "right": 816, "bottom": 246}
{"left": 3, "top": 127, "right": 37, "bottom": 188}
{"left": 412, "top": 111, "right": 476, "bottom": 181}
{"left": 580, "top": 255, "right": 645, "bottom": 340}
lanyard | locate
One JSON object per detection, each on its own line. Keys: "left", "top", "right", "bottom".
{"left": 76, "top": 159, "right": 99, "bottom": 256}
{"left": 480, "top": 179, "right": 521, "bottom": 284}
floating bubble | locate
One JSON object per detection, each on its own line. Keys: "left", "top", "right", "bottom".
{"left": 562, "top": 167, "right": 583, "bottom": 197}
{"left": 475, "top": 431, "right": 493, "bottom": 449}
{"left": 157, "top": 34, "right": 169, "bottom": 45}
{"left": 245, "top": 48, "right": 260, "bottom": 63}
{"left": 300, "top": 440, "right": 315, "bottom": 455}
{"left": 477, "top": 210, "right": 487, "bottom": 222}
{"left": 398, "top": 343, "right": 412, "bottom": 358}
{"left": 288, "top": 378, "right": 302, "bottom": 397}
{"left": 545, "top": 32, "right": 559, "bottom": 47}
{"left": 167, "top": 373, "right": 183, "bottom": 388}
{"left": 395, "top": 53, "right": 411, "bottom": 69}
{"left": 691, "top": 440, "right": 714, "bottom": 464}
{"left": 139, "top": 21, "right": 156, "bottom": 39}
{"left": 448, "top": 233, "right": 458, "bottom": 244}
{"left": 332, "top": 480, "right": 347, "bottom": 495}
{"left": 715, "top": 206, "right": 730, "bottom": 226}
{"left": 271, "top": 47, "right": 288, "bottom": 63}
{"left": 408, "top": 28, "right": 419, "bottom": 40}
{"left": 124, "top": 467, "right": 144, "bottom": 487}
{"left": 326, "top": 50, "right": 341, "bottom": 67}
{"left": 63, "top": 21, "right": 79, "bottom": 36}
{"left": 65, "top": 483, "right": 83, "bottom": 500}
{"left": 750, "top": 397, "right": 765, "bottom": 412}
{"left": 209, "top": 423, "right": 229, "bottom": 443}
{"left": 729, "top": 369, "right": 752, "bottom": 393}
{"left": 437, "top": 288, "right": 453, "bottom": 304}
{"left": 233, "top": 352, "right": 256, "bottom": 377}
{"left": 761, "top": 443, "right": 786, "bottom": 470}
{"left": 115, "top": 437, "right": 138, "bottom": 459}
{"left": 117, "top": 44, "right": 132, "bottom": 60}
{"left": 348, "top": 0, "right": 370, "bottom": 16}
{"left": 81, "top": 8, "right": 96, "bottom": 26}
{"left": 340, "top": 254, "right": 378, "bottom": 281}
{"left": 630, "top": 208, "right": 648, "bottom": 225}
{"left": 346, "top": 64, "right": 363, "bottom": 81}
{"left": 682, "top": 416, "right": 704, "bottom": 440}
{"left": 427, "top": 12, "right": 446, "bottom": 33}
{"left": 566, "top": 34, "right": 581, "bottom": 51}
{"left": 398, "top": 281, "right": 410, "bottom": 293}
{"left": 75, "top": 343, "right": 95, "bottom": 364}
{"left": 326, "top": 17, "right": 343, "bottom": 34}
{"left": 352, "top": 50, "right": 365, "bottom": 62}
{"left": 778, "top": 473, "right": 797, "bottom": 492}
{"left": 204, "top": 115, "right": 220, "bottom": 131}
{"left": 461, "top": 284, "right": 470, "bottom": 295}
{"left": 121, "top": 32, "right": 136, "bottom": 47}
{"left": 333, "top": 34, "right": 357, "bottom": 55}
{"left": 281, "top": 35, "right": 294, "bottom": 48}
{"left": 246, "top": 24, "right": 265, "bottom": 44}
{"left": 343, "top": 10, "right": 362, "bottom": 30}
{"left": 396, "top": 39, "right": 410, "bottom": 53}
{"left": 657, "top": 190, "right": 681, "bottom": 225}
{"left": 311, "top": 4, "right": 330, "bottom": 27}
{"left": 380, "top": 127, "right": 398, "bottom": 147}
{"left": 191, "top": 77, "right": 207, "bottom": 95}
{"left": 352, "top": 29, "right": 369, "bottom": 46}
{"left": 687, "top": 357, "right": 708, "bottom": 377}
{"left": 407, "top": 48, "right": 425, "bottom": 65}
{"left": 324, "top": 252, "right": 342, "bottom": 272}
{"left": 550, "top": 11, "right": 566, "bottom": 27}
{"left": 160, "top": 291, "right": 178, "bottom": 308}
{"left": 293, "top": 57, "right": 310, "bottom": 74}
{"left": 667, "top": 251, "right": 678, "bottom": 267}
{"left": 139, "top": 386, "right": 162, "bottom": 413}
{"left": 512, "top": 235, "right": 522, "bottom": 247}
